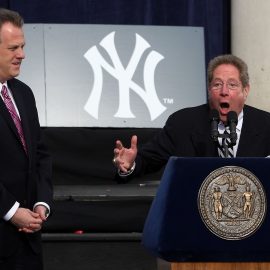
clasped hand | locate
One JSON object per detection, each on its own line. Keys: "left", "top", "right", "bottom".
{"left": 10, "top": 205, "right": 48, "bottom": 233}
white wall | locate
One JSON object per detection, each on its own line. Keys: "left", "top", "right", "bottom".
{"left": 231, "top": 1, "right": 270, "bottom": 112}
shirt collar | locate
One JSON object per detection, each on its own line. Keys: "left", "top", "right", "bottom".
{"left": 236, "top": 110, "right": 243, "bottom": 132}
{"left": 218, "top": 110, "right": 244, "bottom": 132}
{"left": 0, "top": 82, "right": 8, "bottom": 89}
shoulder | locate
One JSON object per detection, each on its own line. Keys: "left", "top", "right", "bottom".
{"left": 167, "top": 104, "right": 209, "bottom": 122}
{"left": 244, "top": 105, "right": 270, "bottom": 119}
{"left": 243, "top": 105, "right": 270, "bottom": 131}
{"left": 162, "top": 104, "right": 210, "bottom": 133}
{"left": 8, "top": 78, "right": 31, "bottom": 91}
{"left": 8, "top": 78, "right": 35, "bottom": 98}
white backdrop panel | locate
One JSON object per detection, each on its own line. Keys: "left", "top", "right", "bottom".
{"left": 19, "top": 24, "right": 206, "bottom": 127}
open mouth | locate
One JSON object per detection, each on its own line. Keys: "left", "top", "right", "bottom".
{"left": 220, "top": 102, "right": 230, "bottom": 109}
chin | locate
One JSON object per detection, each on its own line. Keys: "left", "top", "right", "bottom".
{"left": 220, "top": 116, "right": 228, "bottom": 123}
{"left": 11, "top": 72, "right": 20, "bottom": 78}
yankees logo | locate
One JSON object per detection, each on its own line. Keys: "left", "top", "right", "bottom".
{"left": 83, "top": 31, "right": 166, "bottom": 120}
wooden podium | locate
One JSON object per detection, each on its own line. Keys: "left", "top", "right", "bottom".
{"left": 171, "top": 262, "right": 270, "bottom": 270}
{"left": 142, "top": 157, "right": 270, "bottom": 268}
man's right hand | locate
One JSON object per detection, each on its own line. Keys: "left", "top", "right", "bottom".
{"left": 10, "top": 207, "right": 43, "bottom": 233}
{"left": 113, "top": 135, "right": 138, "bottom": 173}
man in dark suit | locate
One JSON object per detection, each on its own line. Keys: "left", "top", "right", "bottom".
{"left": 113, "top": 54, "right": 270, "bottom": 178}
{"left": 0, "top": 8, "right": 52, "bottom": 270}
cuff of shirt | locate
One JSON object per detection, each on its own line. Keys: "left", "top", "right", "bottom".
{"left": 33, "top": 202, "right": 50, "bottom": 218}
{"left": 118, "top": 162, "right": 136, "bottom": 177}
{"left": 3, "top": 201, "right": 20, "bottom": 221}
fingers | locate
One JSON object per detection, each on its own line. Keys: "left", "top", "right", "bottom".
{"left": 113, "top": 136, "right": 137, "bottom": 172}
{"left": 116, "top": 136, "right": 137, "bottom": 150}
{"left": 114, "top": 136, "right": 137, "bottom": 154}
{"left": 30, "top": 211, "right": 40, "bottom": 218}
{"left": 28, "top": 211, "right": 43, "bottom": 224}
{"left": 113, "top": 148, "right": 120, "bottom": 156}
{"left": 39, "top": 212, "right": 47, "bottom": 221}
{"left": 19, "top": 227, "right": 34, "bottom": 233}
{"left": 115, "top": 140, "right": 123, "bottom": 150}
{"left": 113, "top": 140, "right": 124, "bottom": 166}
{"left": 113, "top": 140, "right": 123, "bottom": 160}
{"left": 11, "top": 207, "right": 44, "bottom": 233}
{"left": 112, "top": 154, "right": 124, "bottom": 168}
{"left": 18, "top": 217, "right": 43, "bottom": 233}
{"left": 29, "top": 222, "right": 42, "bottom": 231}
{"left": 19, "top": 222, "right": 42, "bottom": 233}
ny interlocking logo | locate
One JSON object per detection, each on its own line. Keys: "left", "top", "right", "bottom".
{"left": 84, "top": 31, "right": 167, "bottom": 120}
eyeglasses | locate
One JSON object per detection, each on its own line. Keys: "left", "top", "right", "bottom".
{"left": 210, "top": 80, "right": 242, "bottom": 91}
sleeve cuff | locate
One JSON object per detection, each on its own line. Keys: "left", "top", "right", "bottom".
{"left": 33, "top": 202, "right": 50, "bottom": 218}
{"left": 118, "top": 162, "right": 136, "bottom": 177}
{"left": 3, "top": 201, "right": 20, "bottom": 221}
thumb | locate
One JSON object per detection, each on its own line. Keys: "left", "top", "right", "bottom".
{"left": 31, "top": 211, "right": 40, "bottom": 218}
{"left": 130, "top": 135, "right": 137, "bottom": 150}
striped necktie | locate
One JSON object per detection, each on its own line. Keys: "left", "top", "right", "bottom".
{"left": 218, "top": 128, "right": 234, "bottom": 158}
{"left": 1, "top": 85, "right": 27, "bottom": 154}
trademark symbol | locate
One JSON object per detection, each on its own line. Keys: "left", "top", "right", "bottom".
{"left": 163, "top": 98, "right": 174, "bottom": 104}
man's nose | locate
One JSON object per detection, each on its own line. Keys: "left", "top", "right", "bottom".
{"left": 17, "top": 48, "right": 25, "bottom": 59}
{"left": 220, "top": 84, "right": 229, "bottom": 95}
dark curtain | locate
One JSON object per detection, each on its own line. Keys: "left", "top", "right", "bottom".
{"left": 2, "top": 0, "right": 230, "bottom": 64}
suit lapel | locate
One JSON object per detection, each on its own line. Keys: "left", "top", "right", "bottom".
{"left": 191, "top": 106, "right": 219, "bottom": 157}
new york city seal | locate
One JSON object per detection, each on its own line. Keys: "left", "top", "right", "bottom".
{"left": 198, "top": 166, "right": 266, "bottom": 240}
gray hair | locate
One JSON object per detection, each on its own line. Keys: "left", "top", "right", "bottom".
{"left": 207, "top": 54, "right": 249, "bottom": 87}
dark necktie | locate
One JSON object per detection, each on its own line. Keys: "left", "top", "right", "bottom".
{"left": 1, "top": 85, "right": 27, "bottom": 154}
{"left": 218, "top": 128, "right": 234, "bottom": 158}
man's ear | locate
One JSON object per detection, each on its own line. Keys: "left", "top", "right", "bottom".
{"left": 243, "top": 84, "right": 250, "bottom": 100}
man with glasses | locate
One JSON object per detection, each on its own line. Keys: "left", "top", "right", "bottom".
{"left": 112, "top": 54, "right": 270, "bottom": 179}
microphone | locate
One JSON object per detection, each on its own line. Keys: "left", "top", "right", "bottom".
{"left": 209, "top": 109, "right": 220, "bottom": 141}
{"left": 227, "top": 111, "right": 238, "bottom": 146}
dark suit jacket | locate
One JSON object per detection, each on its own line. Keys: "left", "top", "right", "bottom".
{"left": 134, "top": 104, "right": 270, "bottom": 175}
{"left": 0, "top": 78, "right": 53, "bottom": 258}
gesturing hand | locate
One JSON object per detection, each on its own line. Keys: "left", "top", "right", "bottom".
{"left": 113, "top": 135, "right": 138, "bottom": 173}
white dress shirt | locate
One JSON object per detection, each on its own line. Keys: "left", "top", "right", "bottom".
{"left": 0, "top": 82, "right": 50, "bottom": 220}
{"left": 218, "top": 110, "right": 244, "bottom": 157}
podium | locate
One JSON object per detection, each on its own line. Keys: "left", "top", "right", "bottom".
{"left": 142, "top": 157, "right": 270, "bottom": 270}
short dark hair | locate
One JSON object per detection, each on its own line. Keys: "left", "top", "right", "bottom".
{"left": 207, "top": 54, "right": 249, "bottom": 87}
{"left": 0, "top": 8, "right": 24, "bottom": 33}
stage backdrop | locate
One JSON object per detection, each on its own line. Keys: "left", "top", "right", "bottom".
{"left": 18, "top": 24, "right": 206, "bottom": 128}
